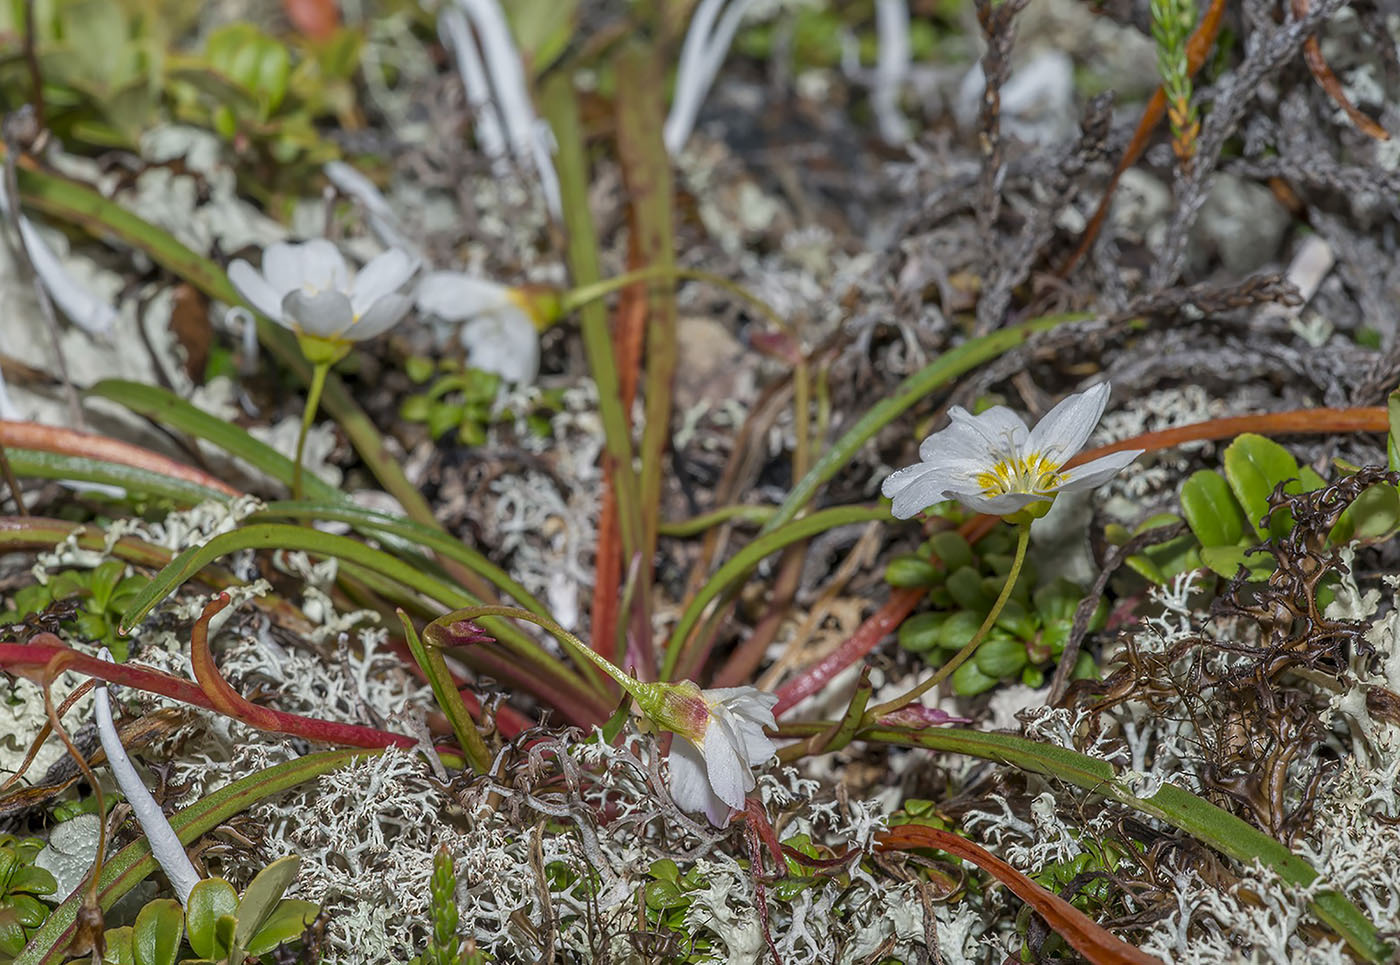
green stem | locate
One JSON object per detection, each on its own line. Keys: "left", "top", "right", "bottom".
{"left": 398, "top": 610, "right": 493, "bottom": 774}
{"left": 429, "top": 605, "right": 638, "bottom": 696}
{"left": 293, "top": 361, "right": 330, "bottom": 501}
{"left": 865, "top": 521, "right": 1029, "bottom": 720}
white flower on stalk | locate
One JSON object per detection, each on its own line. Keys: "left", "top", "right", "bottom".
{"left": 228, "top": 239, "right": 418, "bottom": 343}
{"left": 648, "top": 682, "right": 778, "bottom": 826}
{"left": 416, "top": 271, "right": 550, "bottom": 384}
{"left": 881, "top": 382, "right": 1143, "bottom": 519}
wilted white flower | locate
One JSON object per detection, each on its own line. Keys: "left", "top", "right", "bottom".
{"left": 229, "top": 239, "right": 418, "bottom": 343}
{"left": 0, "top": 181, "right": 118, "bottom": 335}
{"left": 882, "top": 382, "right": 1143, "bottom": 519}
{"left": 648, "top": 682, "right": 778, "bottom": 826}
{"left": 416, "top": 271, "right": 548, "bottom": 384}
{"left": 94, "top": 648, "right": 201, "bottom": 904}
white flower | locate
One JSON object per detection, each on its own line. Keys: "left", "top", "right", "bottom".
{"left": 228, "top": 239, "right": 418, "bottom": 342}
{"left": 881, "top": 381, "right": 1144, "bottom": 519}
{"left": 661, "top": 684, "right": 778, "bottom": 826}
{"left": 416, "top": 271, "right": 542, "bottom": 384}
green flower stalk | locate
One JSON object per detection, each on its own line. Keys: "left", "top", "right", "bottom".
{"left": 228, "top": 239, "right": 420, "bottom": 498}
{"left": 873, "top": 383, "right": 1142, "bottom": 717}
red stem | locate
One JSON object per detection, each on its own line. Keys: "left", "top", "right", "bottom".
{"left": 1, "top": 635, "right": 416, "bottom": 750}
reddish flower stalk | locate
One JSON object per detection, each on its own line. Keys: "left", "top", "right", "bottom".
{"left": 774, "top": 404, "right": 1390, "bottom": 717}
{"left": 0, "top": 633, "right": 416, "bottom": 750}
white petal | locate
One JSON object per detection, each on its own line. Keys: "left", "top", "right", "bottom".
{"left": 1056, "top": 448, "right": 1143, "bottom": 492}
{"left": 348, "top": 293, "right": 414, "bottom": 339}
{"left": 350, "top": 249, "right": 419, "bottom": 315}
{"left": 17, "top": 218, "right": 118, "bottom": 335}
{"left": 701, "top": 717, "right": 751, "bottom": 810}
{"left": 416, "top": 271, "right": 514, "bottom": 322}
{"left": 461, "top": 310, "right": 540, "bottom": 383}
{"left": 945, "top": 488, "right": 1047, "bottom": 516}
{"left": 1025, "top": 382, "right": 1110, "bottom": 465}
{"left": 228, "top": 259, "right": 285, "bottom": 321}
{"left": 0, "top": 365, "right": 19, "bottom": 420}
{"left": 918, "top": 416, "right": 998, "bottom": 464}
{"left": 887, "top": 467, "right": 963, "bottom": 519}
{"left": 261, "top": 241, "right": 311, "bottom": 296}
{"left": 947, "top": 405, "right": 1028, "bottom": 456}
{"left": 265, "top": 239, "right": 349, "bottom": 296}
{"left": 282, "top": 289, "right": 354, "bottom": 338}
{"left": 296, "top": 239, "right": 351, "bottom": 293}
{"left": 668, "top": 738, "right": 713, "bottom": 811}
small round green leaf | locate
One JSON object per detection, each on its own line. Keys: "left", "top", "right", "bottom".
{"left": 186, "top": 878, "right": 239, "bottom": 960}
{"left": 133, "top": 898, "right": 184, "bottom": 965}
{"left": 1180, "top": 470, "right": 1246, "bottom": 548}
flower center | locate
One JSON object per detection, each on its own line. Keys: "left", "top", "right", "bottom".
{"left": 974, "top": 452, "right": 1063, "bottom": 497}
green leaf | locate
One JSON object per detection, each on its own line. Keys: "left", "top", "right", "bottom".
{"left": 951, "top": 659, "right": 998, "bottom": 696}
{"left": 898, "top": 612, "right": 948, "bottom": 653}
{"left": 974, "top": 633, "right": 1029, "bottom": 678}
{"left": 1, "top": 448, "right": 230, "bottom": 507}
{"left": 132, "top": 899, "right": 183, "bottom": 965}
{"left": 215, "top": 914, "right": 240, "bottom": 965}
{"left": 185, "top": 879, "right": 238, "bottom": 960}
{"left": 233, "top": 856, "right": 301, "bottom": 948}
{"left": 87, "top": 381, "right": 346, "bottom": 505}
{"left": 244, "top": 900, "right": 319, "bottom": 956}
{"left": 1180, "top": 470, "right": 1246, "bottom": 547}
{"left": 1222, "top": 434, "right": 1299, "bottom": 540}
{"left": 884, "top": 556, "right": 940, "bottom": 588}
{"left": 1199, "top": 545, "right": 1274, "bottom": 581}
{"left": 1331, "top": 482, "right": 1400, "bottom": 544}
{"left": 102, "top": 925, "right": 135, "bottom": 965}
{"left": 1389, "top": 390, "right": 1400, "bottom": 472}
{"left": 925, "top": 531, "right": 973, "bottom": 571}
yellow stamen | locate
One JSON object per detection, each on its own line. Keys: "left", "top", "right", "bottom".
{"left": 974, "top": 452, "right": 1063, "bottom": 497}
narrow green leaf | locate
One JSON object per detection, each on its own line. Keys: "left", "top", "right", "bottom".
{"left": 87, "top": 380, "right": 345, "bottom": 504}
{"left": 255, "top": 501, "right": 549, "bottom": 619}
{"left": 3, "top": 448, "right": 230, "bottom": 506}
{"left": 1388, "top": 389, "right": 1400, "bottom": 472}
{"left": 117, "top": 524, "right": 594, "bottom": 702}
{"left": 1180, "top": 470, "right": 1245, "bottom": 547}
